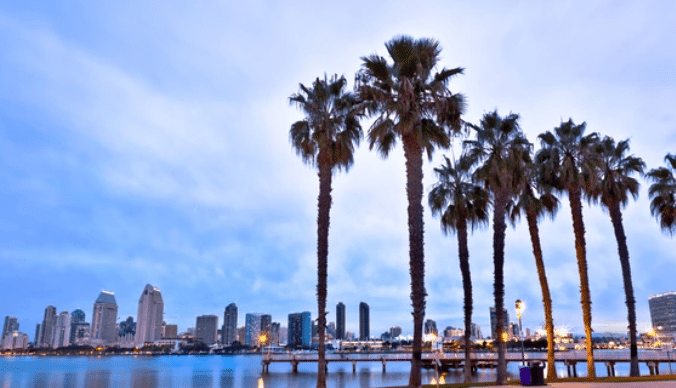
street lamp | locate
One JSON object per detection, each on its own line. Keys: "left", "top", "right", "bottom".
{"left": 515, "top": 299, "right": 526, "bottom": 365}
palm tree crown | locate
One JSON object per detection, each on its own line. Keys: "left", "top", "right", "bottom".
{"left": 647, "top": 154, "right": 676, "bottom": 235}
{"left": 289, "top": 74, "right": 363, "bottom": 170}
{"left": 587, "top": 137, "right": 644, "bottom": 208}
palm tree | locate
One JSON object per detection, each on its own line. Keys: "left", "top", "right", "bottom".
{"left": 356, "top": 35, "right": 465, "bottom": 388}
{"left": 289, "top": 74, "right": 363, "bottom": 388}
{"left": 507, "top": 163, "right": 559, "bottom": 381}
{"left": 429, "top": 154, "right": 488, "bottom": 383}
{"left": 464, "top": 111, "right": 531, "bottom": 385}
{"left": 588, "top": 137, "right": 644, "bottom": 376}
{"left": 535, "top": 119, "right": 600, "bottom": 378}
{"left": 647, "top": 153, "right": 676, "bottom": 235}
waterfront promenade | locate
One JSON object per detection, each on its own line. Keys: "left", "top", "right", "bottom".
{"left": 479, "top": 381, "right": 676, "bottom": 388}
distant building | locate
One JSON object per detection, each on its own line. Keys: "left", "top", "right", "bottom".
{"left": 222, "top": 303, "right": 238, "bottom": 345}
{"left": 119, "top": 316, "right": 136, "bottom": 345}
{"left": 261, "top": 314, "right": 272, "bottom": 342}
{"left": 444, "top": 326, "right": 463, "bottom": 338}
{"left": 136, "top": 284, "right": 164, "bottom": 345}
{"left": 71, "top": 322, "right": 90, "bottom": 346}
{"left": 69, "top": 309, "right": 86, "bottom": 344}
{"left": 359, "top": 302, "right": 370, "bottom": 341}
{"left": 287, "top": 311, "right": 311, "bottom": 348}
{"left": 92, "top": 291, "right": 118, "bottom": 344}
{"left": 327, "top": 322, "right": 336, "bottom": 338}
{"left": 2, "top": 316, "right": 19, "bottom": 338}
{"left": 237, "top": 326, "right": 246, "bottom": 344}
{"left": 270, "top": 322, "right": 280, "bottom": 345}
{"left": 390, "top": 326, "right": 402, "bottom": 338}
{"left": 38, "top": 305, "right": 57, "bottom": 348}
{"left": 471, "top": 323, "right": 483, "bottom": 339}
{"left": 53, "top": 311, "right": 71, "bottom": 348}
{"left": 490, "top": 307, "right": 509, "bottom": 339}
{"left": 162, "top": 324, "right": 178, "bottom": 339}
{"left": 245, "top": 313, "right": 271, "bottom": 347}
{"left": 1, "top": 331, "right": 28, "bottom": 351}
{"left": 425, "top": 319, "right": 438, "bottom": 335}
{"left": 649, "top": 292, "right": 676, "bottom": 338}
{"left": 336, "top": 302, "right": 346, "bottom": 340}
{"left": 196, "top": 315, "right": 219, "bottom": 345}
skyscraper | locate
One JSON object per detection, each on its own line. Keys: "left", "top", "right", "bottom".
{"left": 424, "top": 319, "right": 438, "bottom": 335}
{"left": 359, "top": 302, "right": 369, "bottom": 341}
{"left": 649, "top": 292, "right": 676, "bottom": 336}
{"left": 53, "top": 311, "right": 71, "bottom": 348}
{"left": 136, "top": 284, "right": 164, "bottom": 345}
{"left": 69, "top": 309, "right": 86, "bottom": 344}
{"left": 271, "top": 322, "right": 280, "bottom": 344}
{"left": 2, "top": 316, "right": 19, "bottom": 338}
{"left": 222, "top": 303, "right": 237, "bottom": 345}
{"left": 92, "top": 291, "right": 118, "bottom": 344}
{"left": 39, "top": 305, "right": 57, "bottom": 348}
{"left": 490, "top": 307, "right": 510, "bottom": 339}
{"left": 196, "top": 315, "right": 219, "bottom": 345}
{"left": 288, "top": 311, "right": 311, "bottom": 348}
{"left": 245, "top": 313, "right": 271, "bottom": 347}
{"left": 336, "top": 302, "right": 346, "bottom": 340}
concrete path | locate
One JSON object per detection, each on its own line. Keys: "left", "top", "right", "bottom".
{"left": 476, "top": 382, "right": 676, "bottom": 388}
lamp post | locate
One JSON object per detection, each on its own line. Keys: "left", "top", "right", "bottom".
{"left": 515, "top": 299, "right": 525, "bottom": 365}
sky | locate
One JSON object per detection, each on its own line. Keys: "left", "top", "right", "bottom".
{"left": 0, "top": 1, "right": 675, "bottom": 340}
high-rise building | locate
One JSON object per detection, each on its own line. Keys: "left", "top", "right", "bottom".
{"left": 336, "top": 302, "right": 346, "bottom": 340}
{"left": 237, "top": 326, "right": 246, "bottom": 344}
{"left": 271, "top": 322, "right": 280, "bottom": 344}
{"left": 287, "top": 312, "right": 311, "bottom": 348}
{"left": 490, "top": 307, "right": 509, "bottom": 339}
{"left": 53, "top": 311, "right": 71, "bottom": 348}
{"left": 1, "top": 332, "right": 28, "bottom": 351}
{"left": 359, "top": 302, "right": 369, "bottom": 341}
{"left": 136, "top": 284, "right": 164, "bottom": 345}
{"left": 649, "top": 292, "right": 676, "bottom": 337}
{"left": 424, "top": 319, "right": 438, "bottom": 335}
{"left": 162, "top": 324, "right": 178, "bottom": 339}
{"left": 34, "top": 323, "right": 40, "bottom": 346}
{"left": 92, "top": 291, "right": 118, "bottom": 344}
{"left": 39, "top": 305, "right": 57, "bottom": 348}
{"left": 261, "top": 314, "right": 272, "bottom": 342}
{"left": 245, "top": 313, "right": 271, "bottom": 347}
{"left": 222, "top": 303, "right": 237, "bottom": 345}
{"left": 390, "top": 326, "right": 402, "bottom": 338}
{"left": 119, "top": 316, "right": 136, "bottom": 344}
{"left": 196, "top": 315, "right": 219, "bottom": 345}
{"left": 69, "top": 309, "right": 86, "bottom": 345}
{"left": 471, "top": 322, "right": 483, "bottom": 339}
{"left": 2, "top": 316, "right": 19, "bottom": 338}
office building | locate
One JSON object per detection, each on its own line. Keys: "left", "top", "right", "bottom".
{"left": 390, "top": 326, "right": 402, "bottom": 338}
{"left": 245, "top": 313, "right": 273, "bottom": 347}
{"left": 2, "top": 316, "right": 19, "bottom": 338}
{"left": 471, "top": 322, "right": 483, "bottom": 339}
{"left": 490, "top": 307, "right": 509, "bottom": 339}
{"left": 271, "top": 322, "right": 280, "bottom": 344}
{"left": 39, "top": 305, "right": 57, "bottom": 348}
{"left": 1, "top": 332, "right": 28, "bottom": 351}
{"left": 237, "top": 326, "right": 246, "bottom": 344}
{"left": 261, "top": 314, "right": 272, "bottom": 341}
{"left": 136, "top": 284, "right": 164, "bottom": 345}
{"left": 92, "top": 291, "right": 118, "bottom": 344}
{"left": 425, "top": 319, "right": 438, "bottom": 335}
{"left": 336, "top": 302, "right": 346, "bottom": 340}
{"left": 196, "top": 315, "right": 219, "bottom": 345}
{"left": 53, "top": 311, "right": 71, "bottom": 348}
{"left": 359, "top": 302, "right": 369, "bottom": 340}
{"left": 649, "top": 292, "right": 676, "bottom": 337}
{"left": 327, "top": 322, "right": 336, "bottom": 338}
{"left": 287, "top": 311, "right": 311, "bottom": 348}
{"left": 69, "top": 309, "right": 86, "bottom": 344}
{"left": 222, "top": 303, "right": 237, "bottom": 345}
{"left": 162, "top": 324, "right": 178, "bottom": 339}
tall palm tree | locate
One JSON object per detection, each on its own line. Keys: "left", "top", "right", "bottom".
{"left": 464, "top": 111, "right": 531, "bottom": 385}
{"left": 588, "top": 137, "right": 644, "bottom": 376}
{"left": 356, "top": 35, "right": 465, "bottom": 388}
{"left": 429, "top": 154, "right": 488, "bottom": 383}
{"left": 535, "top": 119, "right": 600, "bottom": 378}
{"left": 289, "top": 74, "right": 363, "bottom": 388}
{"left": 647, "top": 153, "right": 676, "bottom": 235}
{"left": 507, "top": 163, "right": 559, "bottom": 381}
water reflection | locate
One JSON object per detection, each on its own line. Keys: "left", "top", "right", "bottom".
{"left": 192, "top": 369, "right": 214, "bottom": 388}
{"left": 31, "top": 372, "right": 49, "bottom": 388}
{"left": 131, "top": 369, "right": 158, "bottom": 388}
{"left": 220, "top": 369, "right": 235, "bottom": 388}
{"left": 84, "top": 370, "right": 110, "bottom": 388}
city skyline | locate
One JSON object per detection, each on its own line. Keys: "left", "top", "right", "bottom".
{"left": 0, "top": 1, "right": 675, "bottom": 340}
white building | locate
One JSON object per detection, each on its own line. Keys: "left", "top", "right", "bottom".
{"left": 136, "top": 284, "right": 164, "bottom": 345}
{"left": 53, "top": 311, "right": 71, "bottom": 348}
{"left": 91, "top": 291, "right": 118, "bottom": 345}
{"left": 1, "top": 331, "right": 28, "bottom": 351}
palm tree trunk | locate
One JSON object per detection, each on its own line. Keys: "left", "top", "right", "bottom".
{"left": 493, "top": 190, "right": 508, "bottom": 385}
{"left": 568, "top": 187, "right": 595, "bottom": 378}
{"left": 609, "top": 201, "right": 639, "bottom": 377}
{"left": 403, "top": 135, "right": 426, "bottom": 388}
{"left": 316, "top": 155, "right": 332, "bottom": 388}
{"left": 525, "top": 208, "right": 556, "bottom": 381}
{"left": 456, "top": 217, "right": 473, "bottom": 383}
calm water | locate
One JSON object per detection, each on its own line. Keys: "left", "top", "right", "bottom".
{"left": 0, "top": 351, "right": 671, "bottom": 388}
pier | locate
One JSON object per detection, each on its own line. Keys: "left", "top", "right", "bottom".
{"left": 261, "top": 350, "right": 676, "bottom": 377}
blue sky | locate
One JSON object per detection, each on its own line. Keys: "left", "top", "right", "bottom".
{"left": 0, "top": 1, "right": 675, "bottom": 339}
